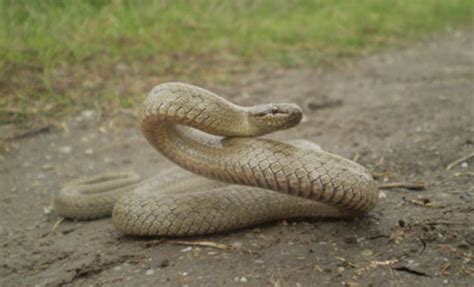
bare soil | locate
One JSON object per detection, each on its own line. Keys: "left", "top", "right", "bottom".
{"left": 1, "top": 32, "right": 473, "bottom": 287}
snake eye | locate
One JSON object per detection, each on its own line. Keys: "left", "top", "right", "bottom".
{"left": 256, "top": 106, "right": 283, "bottom": 117}
{"left": 270, "top": 106, "right": 280, "bottom": 114}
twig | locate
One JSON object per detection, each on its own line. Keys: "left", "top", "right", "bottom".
{"left": 407, "top": 198, "right": 443, "bottom": 208}
{"left": 5, "top": 124, "right": 53, "bottom": 140}
{"left": 446, "top": 152, "right": 474, "bottom": 170}
{"left": 378, "top": 181, "right": 425, "bottom": 190}
{"left": 142, "top": 239, "right": 166, "bottom": 248}
{"left": 169, "top": 240, "right": 259, "bottom": 255}
{"left": 51, "top": 217, "right": 65, "bottom": 233}
{"left": 415, "top": 219, "right": 469, "bottom": 226}
{"left": 352, "top": 152, "right": 361, "bottom": 162}
{"left": 0, "top": 107, "right": 36, "bottom": 115}
{"left": 355, "top": 258, "right": 399, "bottom": 278}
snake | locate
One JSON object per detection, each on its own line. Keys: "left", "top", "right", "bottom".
{"left": 54, "top": 82, "right": 379, "bottom": 237}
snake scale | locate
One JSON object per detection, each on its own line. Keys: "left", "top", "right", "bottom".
{"left": 54, "top": 82, "right": 379, "bottom": 237}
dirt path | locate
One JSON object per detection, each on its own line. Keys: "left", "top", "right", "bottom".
{"left": 1, "top": 32, "right": 473, "bottom": 287}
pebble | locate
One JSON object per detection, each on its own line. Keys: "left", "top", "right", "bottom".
{"left": 42, "top": 164, "right": 53, "bottom": 171}
{"left": 58, "top": 146, "right": 72, "bottom": 154}
{"left": 43, "top": 206, "right": 53, "bottom": 215}
{"left": 378, "top": 191, "right": 387, "bottom": 199}
{"left": 180, "top": 247, "right": 192, "bottom": 253}
{"left": 84, "top": 148, "right": 94, "bottom": 155}
{"left": 361, "top": 249, "right": 373, "bottom": 257}
{"left": 461, "top": 162, "right": 468, "bottom": 168}
{"left": 234, "top": 276, "right": 247, "bottom": 282}
{"left": 159, "top": 259, "right": 170, "bottom": 268}
{"left": 254, "top": 259, "right": 265, "bottom": 264}
{"left": 145, "top": 269, "right": 155, "bottom": 275}
{"left": 80, "top": 110, "right": 97, "bottom": 120}
{"left": 231, "top": 242, "right": 243, "bottom": 248}
{"left": 36, "top": 173, "right": 46, "bottom": 179}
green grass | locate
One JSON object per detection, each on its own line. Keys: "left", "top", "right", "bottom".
{"left": 0, "top": 0, "right": 472, "bottom": 124}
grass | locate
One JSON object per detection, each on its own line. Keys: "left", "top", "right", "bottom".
{"left": 0, "top": 0, "right": 472, "bottom": 125}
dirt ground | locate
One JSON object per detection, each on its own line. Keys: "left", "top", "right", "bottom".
{"left": 1, "top": 31, "right": 473, "bottom": 287}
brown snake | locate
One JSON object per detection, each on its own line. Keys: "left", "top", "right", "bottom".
{"left": 54, "top": 82, "right": 379, "bottom": 237}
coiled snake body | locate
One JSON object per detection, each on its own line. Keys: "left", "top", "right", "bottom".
{"left": 54, "top": 82, "right": 378, "bottom": 237}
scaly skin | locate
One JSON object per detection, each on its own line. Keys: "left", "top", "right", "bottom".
{"left": 54, "top": 82, "right": 379, "bottom": 237}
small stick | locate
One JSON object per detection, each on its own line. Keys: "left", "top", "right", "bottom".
{"left": 446, "top": 152, "right": 474, "bottom": 170}
{"left": 51, "top": 217, "right": 65, "bottom": 233}
{"left": 352, "top": 152, "right": 361, "bottom": 162}
{"left": 6, "top": 124, "right": 53, "bottom": 140}
{"left": 0, "top": 107, "right": 35, "bottom": 115}
{"left": 378, "top": 181, "right": 425, "bottom": 190}
{"left": 170, "top": 240, "right": 259, "bottom": 255}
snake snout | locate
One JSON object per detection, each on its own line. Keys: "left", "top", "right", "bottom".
{"left": 250, "top": 103, "right": 303, "bottom": 131}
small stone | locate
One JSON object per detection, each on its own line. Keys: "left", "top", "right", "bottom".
{"left": 42, "top": 164, "right": 53, "bottom": 171}
{"left": 43, "top": 205, "right": 53, "bottom": 215}
{"left": 84, "top": 148, "right": 94, "bottom": 155}
{"left": 361, "top": 249, "right": 373, "bottom": 257}
{"left": 182, "top": 272, "right": 188, "bottom": 276}
{"left": 461, "top": 162, "right": 468, "bottom": 168}
{"left": 240, "top": 277, "right": 248, "bottom": 283}
{"left": 254, "top": 259, "right": 264, "bottom": 264}
{"left": 81, "top": 110, "right": 97, "bottom": 120}
{"left": 343, "top": 237, "right": 357, "bottom": 244}
{"left": 159, "top": 259, "right": 170, "bottom": 268}
{"left": 36, "top": 173, "right": 46, "bottom": 179}
{"left": 457, "top": 241, "right": 469, "bottom": 250}
{"left": 145, "top": 269, "right": 154, "bottom": 275}
{"left": 180, "top": 247, "right": 192, "bottom": 252}
{"left": 378, "top": 191, "right": 387, "bottom": 199}
{"left": 231, "top": 242, "right": 243, "bottom": 248}
{"left": 58, "top": 146, "right": 72, "bottom": 154}
{"left": 337, "top": 267, "right": 345, "bottom": 273}
{"left": 113, "top": 266, "right": 122, "bottom": 271}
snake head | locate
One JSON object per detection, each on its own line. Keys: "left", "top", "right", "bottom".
{"left": 248, "top": 103, "right": 303, "bottom": 135}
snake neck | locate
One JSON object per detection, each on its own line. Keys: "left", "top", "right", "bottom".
{"left": 141, "top": 82, "right": 258, "bottom": 137}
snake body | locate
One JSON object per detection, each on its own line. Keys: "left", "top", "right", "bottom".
{"left": 54, "top": 82, "right": 378, "bottom": 237}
